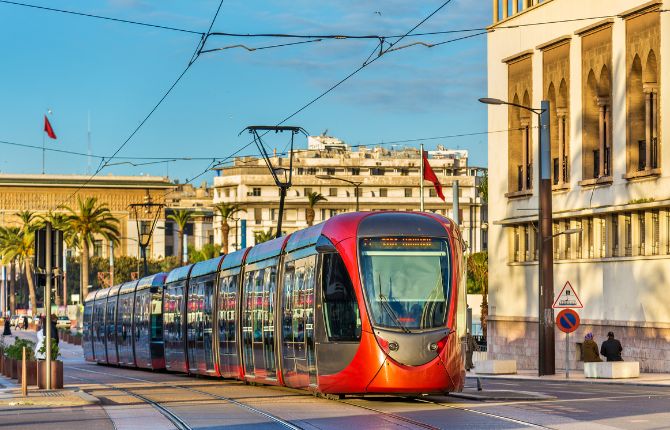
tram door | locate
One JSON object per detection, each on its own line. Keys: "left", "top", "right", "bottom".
{"left": 189, "top": 274, "right": 216, "bottom": 374}
{"left": 281, "top": 254, "right": 317, "bottom": 388}
{"left": 218, "top": 272, "right": 239, "bottom": 377}
{"left": 242, "top": 265, "right": 277, "bottom": 380}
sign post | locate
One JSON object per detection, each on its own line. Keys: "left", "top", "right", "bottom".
{"left": 555, "top": 308, "right": 580, "bottom": 379}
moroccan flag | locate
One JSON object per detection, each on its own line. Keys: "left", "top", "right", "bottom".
{"left": 44, "top": 115, "right": 57, "bottom": 139}
{"left": 422, "top": 150, "right": 445, "bottom": 201}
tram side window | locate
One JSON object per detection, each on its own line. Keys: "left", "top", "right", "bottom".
{"left": 322, "top": 253, "right": 361, "bottom": 341}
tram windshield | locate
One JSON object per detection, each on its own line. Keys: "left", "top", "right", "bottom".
{"left": 359, "top": 237, "right": 451, "bottom": 331}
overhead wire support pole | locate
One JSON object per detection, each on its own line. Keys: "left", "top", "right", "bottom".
{"left": 241, "top": 126, "right": 307, "bottom": 239}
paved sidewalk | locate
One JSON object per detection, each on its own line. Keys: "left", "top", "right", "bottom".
{"left": 468, "top": 368, "right": 670, "bottom": 387}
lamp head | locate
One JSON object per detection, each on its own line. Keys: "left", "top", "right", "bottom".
{"left": 478, "top": 97, "right": 506, "bottom": 105}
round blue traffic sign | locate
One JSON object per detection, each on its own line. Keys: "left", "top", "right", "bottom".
{"left": 556, "top": 309, "right": 580, "bottom": 333}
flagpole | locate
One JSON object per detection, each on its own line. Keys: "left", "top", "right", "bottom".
{"left": 42, "top": 130, "right": 45, "bottom": 174}
{"left": 420, "top": 144, "right": 425, "bottom": 212}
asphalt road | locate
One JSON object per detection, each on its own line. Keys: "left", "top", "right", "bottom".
{"left": 3, "top": 330, "right": 670, "bottom": 430}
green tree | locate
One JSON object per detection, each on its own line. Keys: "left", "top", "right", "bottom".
{"left": 62, "top": 197, "right": 120, "bottom": 299}
{"left": 254, "top": 229, "right": 274, "bottom": 244}
{"left": 305, "top": 192, "right": 327, "bottom": 226}
{"left": 188, "top": 243, "right": 221, "bottom": 264}
{"left": 167, "top": 209, "right": 193, "bottom": 266}
{"left": 214, "top": 203, "right": 245, "bottom": 255}
{"left": 0, "top": 226, "right": 38, "bottom": 314}
{"left": 466, "top": 252, "right": 489, "bottom": 338}
{"left": 0, "top": 227, "right": 19, "bottom": 314}
{"left": 477, "top": 173, "right": 488, "bottom": 203}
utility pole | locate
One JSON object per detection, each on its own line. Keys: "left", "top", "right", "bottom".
{"left": 109, "top": 242, "right": 114, "bottom": 287}
{"left": 453, "top": 180, "right": 460, "bottom": 225}
{"left": 45, "top": 222, "right": 52, "bottom": 390}
{"left": 538, "top": 100, "right": 555, "bottom": 376}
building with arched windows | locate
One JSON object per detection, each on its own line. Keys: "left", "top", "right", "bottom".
{"left": 486, "top": 0, "right": 669, "bottom": 372}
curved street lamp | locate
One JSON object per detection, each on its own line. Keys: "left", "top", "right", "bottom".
{"left": 479, "top": 96, "right": 555, "bottom": 376}
{"left": 316, "top": 174, "right": 362, "bottom": 211}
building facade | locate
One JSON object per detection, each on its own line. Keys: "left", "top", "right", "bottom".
{"left": 213, "top": 137, "right": 488, "bottom": 254}
{"left": 164, "top": 181, "right": 215, "bottom": 258}
{"left": 487, "top": 0, "right": 669, "bottom": 371}
{"left": 0, "top": 173, "right": 173, "bottom": 260}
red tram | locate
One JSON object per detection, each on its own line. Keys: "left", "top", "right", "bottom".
{"left": 83, "top": 211, "right": 466, "bottom": 394}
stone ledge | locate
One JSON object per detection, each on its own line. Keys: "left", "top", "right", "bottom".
{"left": 584, "top": 362, "right": 640, "bottom": 379}
{"left": 475, "top": 360, "right": 517, "bottom": 375}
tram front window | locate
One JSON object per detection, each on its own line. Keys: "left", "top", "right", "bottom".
{"left": 359, "top": 237, "right": 451, "bottom": 331}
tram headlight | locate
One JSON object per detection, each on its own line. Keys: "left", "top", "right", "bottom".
{"left": 388, "top": 341, "right": 399, "bottom": 352}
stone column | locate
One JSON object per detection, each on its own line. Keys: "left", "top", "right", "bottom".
{"left": 521, "top": 119, "right": 530, "bottom": 190}
{"left": 503, "top": 0, "right": 509, "bottom": 19}
{"left": 556, "top": 108, "right": 567, "bottom": 185}
{"left": 597, "top": 98, "right": 608, "bottom": 177}
{"left": 493, "top": 0, "right": 499, "bottom": 23}
{"left": 513, "top": 0, "right": 519, "bottom": 14}
{"left": 645, "top": 90, "right": 652, "bottom": 170}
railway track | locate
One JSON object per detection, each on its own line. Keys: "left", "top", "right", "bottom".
{"left": 68, "top": 364, "right": 552, "bottom": 429}
{"left": 67, "top": 367, "right": 303, "bottom": 430}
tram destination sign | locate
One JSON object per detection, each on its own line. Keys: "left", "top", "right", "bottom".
{"left": 552, "top": 281, "right": 583, "bottom": 309}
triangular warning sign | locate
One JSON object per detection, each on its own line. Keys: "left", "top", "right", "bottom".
{"left": 552, "top": 281, "right": 583, "bottom": 309}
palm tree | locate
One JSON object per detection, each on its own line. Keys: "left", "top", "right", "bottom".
{"left": 254, "top": 229, "right": 274, "bottom": 244}
{"left": 62, "top": 197, "right": 120, "bottom": 299}
{"left": 167, "top": 209, "right": 193, "bottom": 265}
{"left": 214, "top": 203, "right": 245, "bottom": 255}
{"left": 0, "top": 227, "right": 17, "bottom": 314}
{"left": 305, "top": 192, "right": 327, "bottom": 226}
{"left": 0, "top": 226, "right": 37, "bottom": 314}
{"left": 467, "top": 252, "right": 489, "bottom": 338}
{"left": 35, "top": 211, "right": 79, "bottom": 306}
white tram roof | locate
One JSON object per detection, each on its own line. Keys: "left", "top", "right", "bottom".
{"left": 245, "top": 235, "right": 287, "bottom": 265}
{"left": 137, "top": 272, "right": 168, "bottom": 291}
{"left": 95, "top": 287, "right": 112, "bottom": 299}
{"left": 190, "top": 256, "right": 224, "bottom": 278}
{"left": 285, "top": 223, "right": 324, "bottom": 253}
{"left": 119, "top": 280, "right": 139, "bottom": 296}
{"left": 165, "top": 264, "right": 193, "bottom": 284}
{"left": 108, "top": 284, "right": 123, "bottom": 297}
{"left": 220, "top": 248, "right": 248, "bottom": 271}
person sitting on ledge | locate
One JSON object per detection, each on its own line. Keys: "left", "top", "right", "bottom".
{"left": 582, "top": 332, "right": 602, "bottom": 362}
{"left": 600, "top": 331, "right": 623, "bottom": 362}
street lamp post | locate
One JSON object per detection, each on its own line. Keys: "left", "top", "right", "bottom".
{"left": 129, "top": 198, "right": 164, "bottom": 277}
{"left": 316, "top": 175, "right": 362, "bottom": 211}
{"left": 479, "top": 97, "right": 555, "bottom": 376}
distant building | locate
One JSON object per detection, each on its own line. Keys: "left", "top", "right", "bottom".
{"left": 0, "top": 173, "right": 173, "bottom": 260}
{"left": 213, "top": 136, "right": 487, "bottom": 253}
{"left": 164, "top": 181, "right": 215, "bottom": 257}
{"left": 486, "top": 0, "right": 669, "bottom": 371}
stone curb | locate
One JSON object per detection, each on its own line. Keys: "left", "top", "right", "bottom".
{"left": 448, "top": 389, "right": 557, "bottom": 401}
{"left": 73, "top": 389, "right": 101, "bottom": 404}
{"left": 467, "top": 374, "right": 670, "bottom": 388}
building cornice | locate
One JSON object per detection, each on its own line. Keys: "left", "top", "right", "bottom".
{"left": 501, "top": 49, "right": 534, "bottom": 64}
{"left": 487, "top": 315, "right": 670, "bottom": 329}
{"left": 0, "top": 174, "right": 174, "bottom": 189}
{"left": 619, "top": 0, "right": 662, "bottom": 20}
{"left": 574, "top": 18, "right": 614, "bottom": 36}
{"left": 488, "top": 0, "right": 555, "bottom": 29}
{"left": 494, "top": 198, "right": 670, "bottom": 225}
{"left": 536, "top": 35, "right": 571, "bottom": 51}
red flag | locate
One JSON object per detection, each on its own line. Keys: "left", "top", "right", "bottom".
{"left": 422, "top": 151, "right": 445, "bottom": 201}
{"left": 44, "top": 115, "right": 57, "bottom": 140}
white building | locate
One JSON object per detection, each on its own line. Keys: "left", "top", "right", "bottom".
{"left": 486, "top": 0, "right": 669, "bottom": 371}
{"left": 213, "top": 137, "right": 487, "bottom": 253}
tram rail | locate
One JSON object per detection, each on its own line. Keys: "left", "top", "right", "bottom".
{"left": 67, "top": 366, "right": 304, "bottom": 430}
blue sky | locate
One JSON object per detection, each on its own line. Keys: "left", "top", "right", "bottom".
{"left": 0, "top": 0, "right": 491, "bottom": 183}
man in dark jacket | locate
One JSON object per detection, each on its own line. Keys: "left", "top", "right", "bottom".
{"left": 600, "top": 331, "right": 623, "bottom": 361}
{"left": 42, "top": 314, "right": 59, "bottom": 346}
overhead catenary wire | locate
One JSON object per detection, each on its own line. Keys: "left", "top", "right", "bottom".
{"left": 49, "top": 0, "right": 225, "bottom": 211}
{"left": 0, "top": 0, "right": 204, "bottom": 35}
